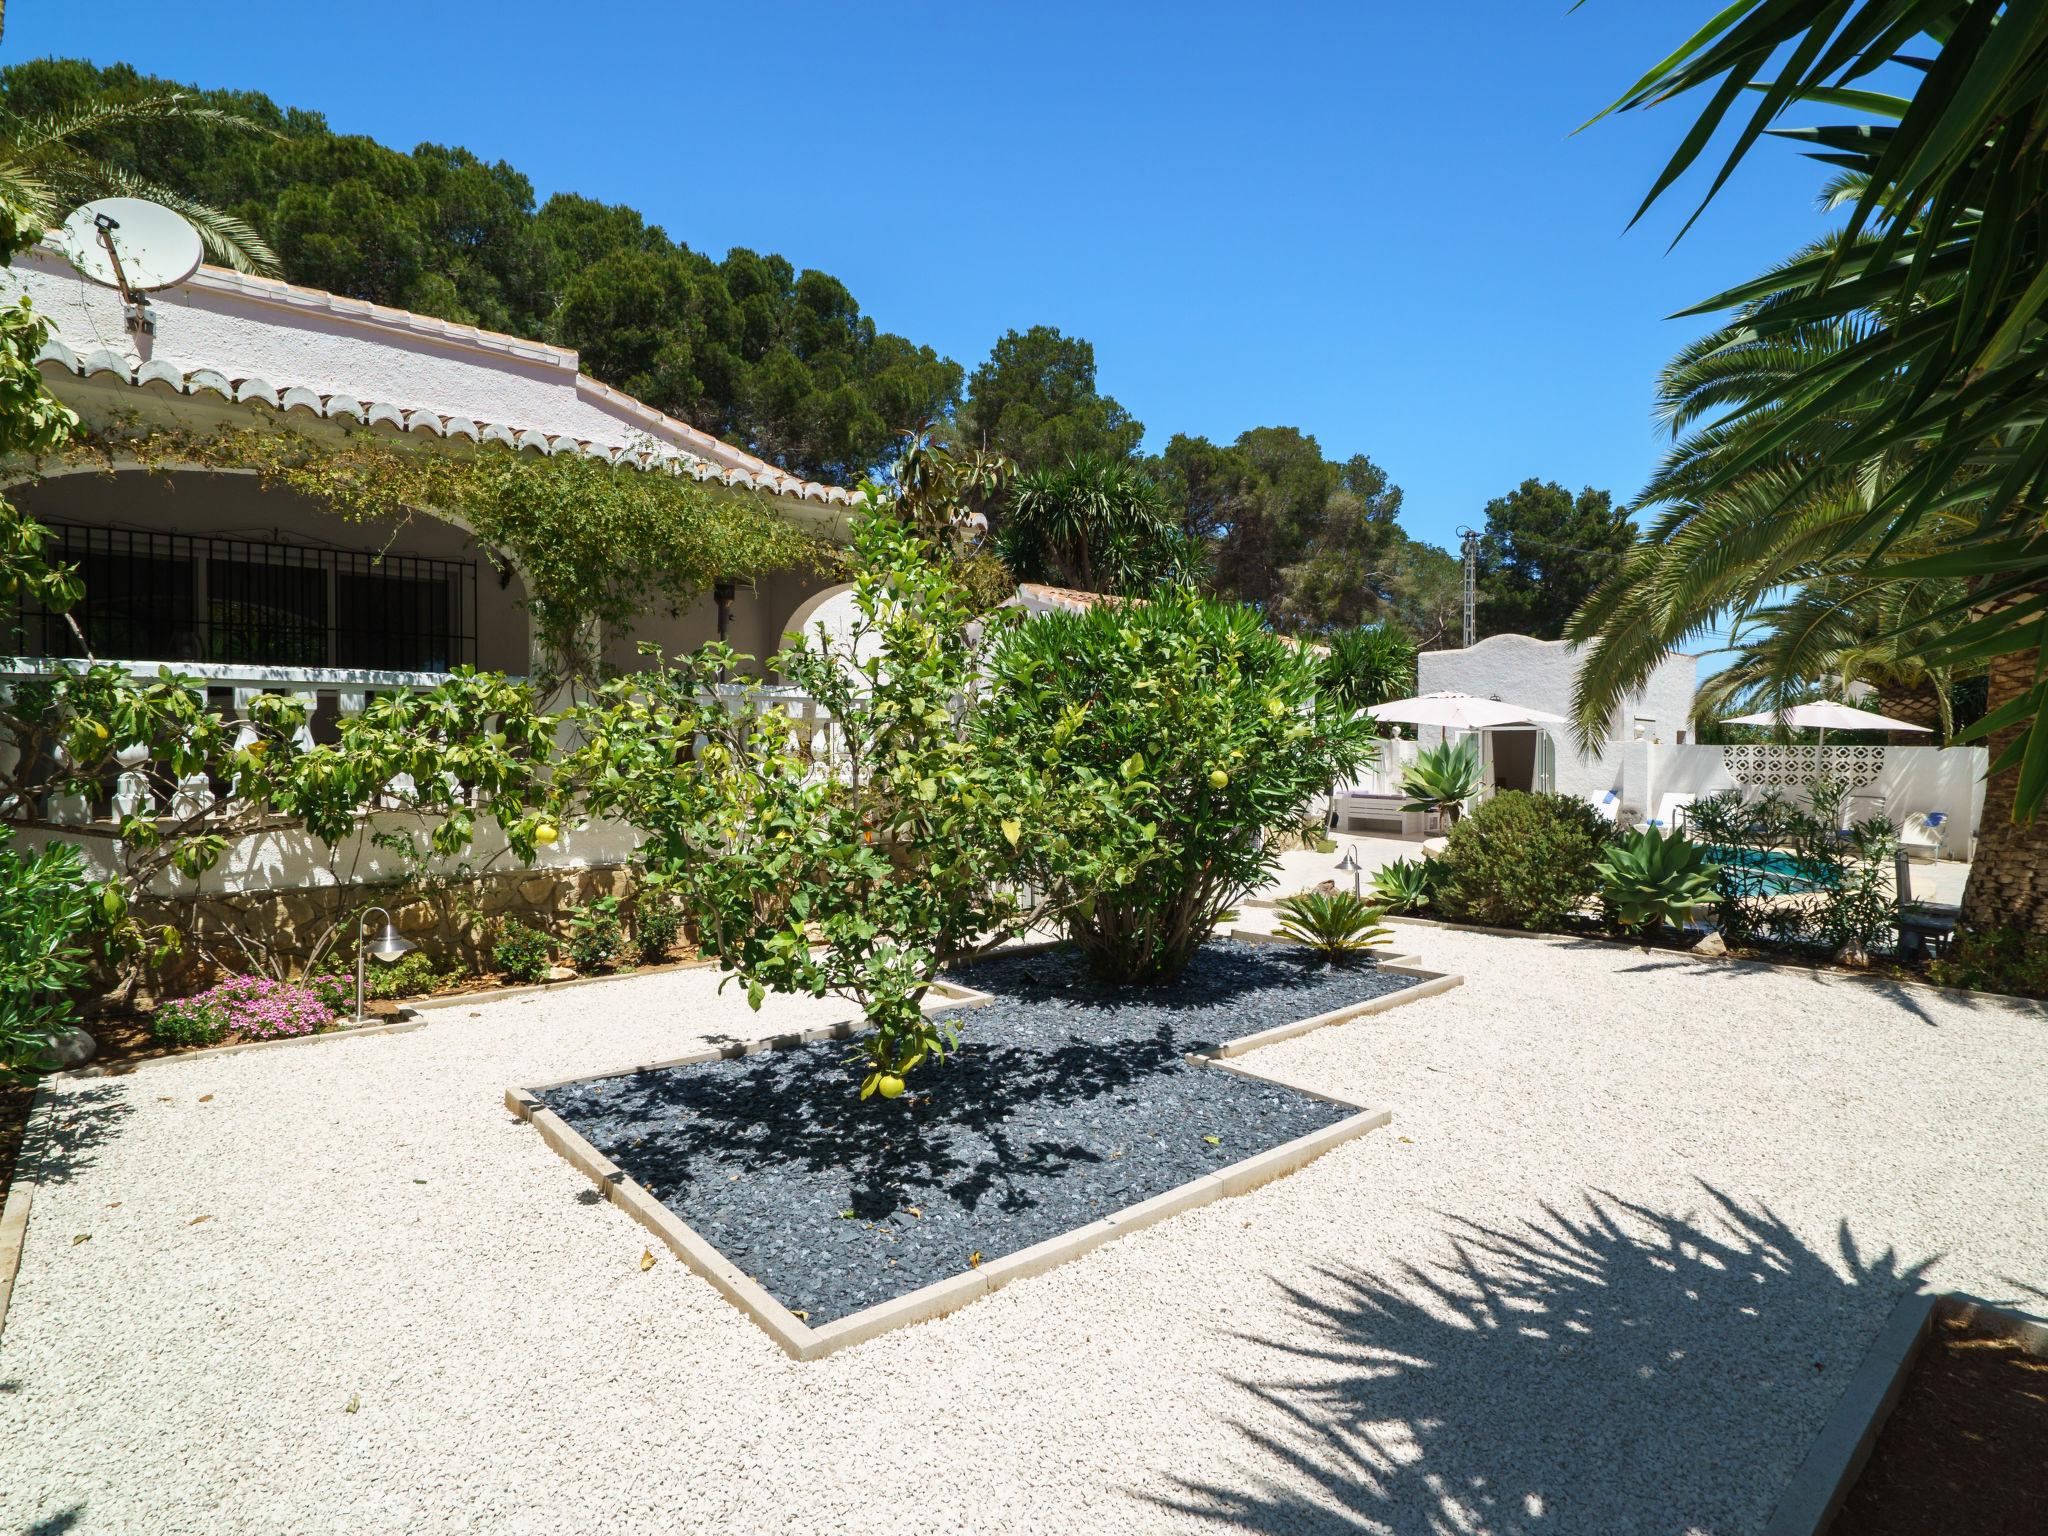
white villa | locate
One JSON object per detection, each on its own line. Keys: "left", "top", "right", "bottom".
{"left": 4, "top": 244, "right": 857, "bottom": 685}
{"left": 1338, "top": 631, "right": 1985, "bottom": 860}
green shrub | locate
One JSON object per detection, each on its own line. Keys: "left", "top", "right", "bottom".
{"left": 1370, "top": 856, "right": 1437, "bottom": 913}
{"left": 305, "top": 967, "right": 352, "bottom": 1015}
{"left": 1433, "top": 791, "right": 1610, "bottom": 930}
{"left": 492, "top": 922, "right": 553, "bottom": 983}
{"left": 632, "top": 889, "right": 686, "bottom": 964}
{"left": 1688, "top": 785, "right": 1901, "bottom": 952}
{"left": 976, "top": 588, "right": 1377, "bottom": 984}
{"left": 566, "top": 895, "right": 624, "bottom": 972}
{"left": 1928, "top": 928, "right": 2048, "bottom": 999}
{"left": 1274, "top": 890, "right": 1392, "bottom": 962}
{"left": 148, "top": 992, "right": 230, "bottom": 1048}
{"left": 364, "top": 950, "right": 453, "bottom": 1000}
{"left": 1399, "top": 739, "right": 1482, "bottom": 826}
{"left": 1594, "top": 827, "right": 1720, "bottom": 935}
{"left": 0, "top": 829, "right": 107, "bottom": 1075}
{"left": 1319, "top": 623, "right": 1417, "bottom": 713}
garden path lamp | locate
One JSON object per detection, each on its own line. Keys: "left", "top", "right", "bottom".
{"left": 1336, "top": 845, "right": 1363, "bottom": 898}
{"left": 355, "top": 906, "right": 416, "bottom": 1025}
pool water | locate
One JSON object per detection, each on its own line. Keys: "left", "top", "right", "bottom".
{"left": 1706, "top": 846, "right": 1838, "bottom": 898}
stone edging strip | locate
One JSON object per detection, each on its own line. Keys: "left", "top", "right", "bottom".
{"left": 1761, "top": 1290, "right": 2048, "bottom": 1536}
{"left": 0, "top": 1081, "right": 60, "bottom": 1340}
{"left": 55, "top": 1011, "right": 427, "bottom": 1080}
{"left": 507, "top": 939, "right": 1460, "bottom": 1360}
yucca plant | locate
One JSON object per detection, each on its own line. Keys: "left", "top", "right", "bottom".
{"left": 1593, "top": 826, "right": 1720, "bottom": 937}
{"left": 1399, "top": 739, "right": 1481, "bottom": 826}
{"left": 1273, "top": 889, "right": 1391, "bottom": 964}
{"left": 1369, "top": 856, "right": 1437, "bottom": 914}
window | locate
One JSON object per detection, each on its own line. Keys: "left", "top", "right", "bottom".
{"left": 11, "top": 523, "right": 476, "bottom": 671}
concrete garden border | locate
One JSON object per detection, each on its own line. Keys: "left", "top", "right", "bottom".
{"left": 1761, "top": 1290, "right": 2048, "bottom": 1536}
{"left": 508, "top": 938, "right": 1460, "bottom": 1360}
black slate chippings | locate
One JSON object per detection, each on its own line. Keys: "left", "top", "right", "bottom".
{"left": 540, "top": 938, "right": 1415, "bottom": 1324}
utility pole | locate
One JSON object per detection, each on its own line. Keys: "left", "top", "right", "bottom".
{"left": 1457, "top": 527, "right": 1479, "bottom": 649}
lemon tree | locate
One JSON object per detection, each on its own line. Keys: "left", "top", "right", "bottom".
{"left": 572, "top": 500, "right": 1079, "bottom": 1099}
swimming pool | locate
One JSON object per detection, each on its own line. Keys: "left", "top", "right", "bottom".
{"left": 1705, "top": 846, "right": 1838, "bottom": 898}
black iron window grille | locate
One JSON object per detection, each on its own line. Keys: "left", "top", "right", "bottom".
{"left": 9, "top": 523, "right": 477, "bottom": 672}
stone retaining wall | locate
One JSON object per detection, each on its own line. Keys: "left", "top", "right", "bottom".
{"left": 97, "top": 864, "right": 638, "bottom": 1008}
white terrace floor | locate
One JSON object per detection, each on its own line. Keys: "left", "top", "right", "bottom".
{"left": 4, "top": 922, "right": 2042, "bottom": 1535}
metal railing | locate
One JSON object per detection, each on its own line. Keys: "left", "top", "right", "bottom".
{"left": 10, "top": 522, "right": 477, "bottom": 673}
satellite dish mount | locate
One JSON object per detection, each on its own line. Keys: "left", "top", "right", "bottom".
{"left": 91, "top": 213, "right": 156, "bottom": 337}
{"left": 56, "top": 197, "right": 206, "bottom": 343}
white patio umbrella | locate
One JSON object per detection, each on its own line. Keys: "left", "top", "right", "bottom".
{"left": 1367, "top": 691, "right": 1568, "bottom": 730}
{"left": 1720, "top": 700, "right": 1931, "bottom": 742}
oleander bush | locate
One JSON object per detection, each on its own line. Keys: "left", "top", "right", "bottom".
{"left": 1432, "top": 791, "right": 1611, "bottom": 931}
{"left": 491, "top": 923, "right": 553, "bottom": 983}
{"left": 1687, "top": 785, "right": 1901, "bottom": 953}
{"left": 978, "top": 589, "right": 1377, "bottom": 984}
{"left": 0, "top": 828, "right": 111, "bottom": 1076}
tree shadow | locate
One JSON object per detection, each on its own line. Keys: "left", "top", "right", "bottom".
{"left": 24, "top": 1083, "right": 133, "bottom": 1188}
{"left": 545, "top": 941, "right": 1377, "bottom": 1221}
{"left": 1160, "top": 1184, "right": 1934, "bottom": 1535}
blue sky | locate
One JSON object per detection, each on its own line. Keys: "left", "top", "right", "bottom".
{"left": 7, "top": 0, "right": 1837, "bottom": 561}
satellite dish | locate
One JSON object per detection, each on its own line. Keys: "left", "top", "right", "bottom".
{"left": 57, "top": 198, "right": 205, "bottom": 293}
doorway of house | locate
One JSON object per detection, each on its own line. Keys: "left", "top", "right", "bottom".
{"left": 1490, "top": 728, "right": 1537, "bottom": 793}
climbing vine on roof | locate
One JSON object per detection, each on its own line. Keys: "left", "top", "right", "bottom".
{"left": 57, "top": 425, "right": 833, "bottom": 679}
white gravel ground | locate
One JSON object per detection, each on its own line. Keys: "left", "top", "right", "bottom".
{"left": 3, "top": 928, "right": 2044, "bottom": 1536}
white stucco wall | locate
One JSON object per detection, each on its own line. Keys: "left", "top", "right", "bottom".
{"left": 1418, "top": 633, "right": 1698, "bottom": 744}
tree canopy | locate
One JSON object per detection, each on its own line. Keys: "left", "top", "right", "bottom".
{"left": 1474, "top": 479, "right": 1633, "bottom": 641}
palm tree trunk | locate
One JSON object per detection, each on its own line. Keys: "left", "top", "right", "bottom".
{"left": 1874, "top": 681, "right": 1945, "bottom": 745}
{"left": 1957, "top": 640, "right": 2048, "bottom": 935}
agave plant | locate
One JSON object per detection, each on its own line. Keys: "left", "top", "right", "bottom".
{"left": 1593, "top": 826, "right": 1720, "bottom": 937}
{"left": 1273, "top": 889, "right": 1391, "bottom": 963}
{"left": 1369, "top": 855, "right": 1436, "bottom": 914}
{"left": 1399, "top": 739, "right": 1481, "bottom": 826}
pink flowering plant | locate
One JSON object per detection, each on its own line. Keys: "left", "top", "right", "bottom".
{"left": 150, "top": 974, "right": 335, "bottom": 1048}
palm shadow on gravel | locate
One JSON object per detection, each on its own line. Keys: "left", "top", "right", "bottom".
{"left": 1160, "top": 1184, "right": 1934, "bottom": 1536}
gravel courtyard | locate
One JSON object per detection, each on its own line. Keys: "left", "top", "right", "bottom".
{"left": 3, "top": 925, "right": 2043, "bottom": 1536}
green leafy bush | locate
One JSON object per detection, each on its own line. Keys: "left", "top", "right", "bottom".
{"left": 1399, "top": 739, "right": 1482, "bottom": 826}
{"left": 1594, "top": 827, "right": 1720, "bottom": 935}
{"left": 1319, "top": 623, "right": 1417, "bottom": 713}
{"left": 492, "top": 923, "right": 553, "bottom": 983}
{"left": 566, "top": 895, "right": 624, "bottom": 972}
{"left": 977, "top": 588, "right": 1377, "bottom": 984}
{"left": 1688, "top": 786, "right": 1901, "bottom": 953}
{"left": 1274, "top": 891, "right": 1392, "bottom": 962}
{"left": 364, "top": 950, "right": 454, "bottom": 1001}
{"left": 632, "top": 887, "right": 686, "bottom": 965}
{"left": 148, "top": 992, "right": 229, "bottom": 1048}
{"left": 1928, "top": 928, "right": 2048, "bottom": 1000}
{"left": 0, "top": 829, "right": 108, "bottom": 1076}
{"left": 1370, "top": 856, "right": 1438, "bottom": 913}
{"left": 1433, "top": 791, "right": 1611, "bottom": 930}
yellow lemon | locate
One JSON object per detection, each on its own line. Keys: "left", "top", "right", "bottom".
{"left": 1208, "top": 769, "right": 1229, "bottom": 790}
{"left": 534, "top": 822, "right": 560, "bottom": 846}
{"left": 91, "top": 721, "right": 109, "bottom": 741}
{"left": 877, "top": 1074, "right": 906, "bottom": 1099}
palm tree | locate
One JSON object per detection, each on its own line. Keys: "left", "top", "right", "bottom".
{"left": 1585, "top": 4, "right": 2048, "bottom": 932}
{"left": 0, "top": 91, "right": 280, "bottom": 275}
{"left": 1320, "top": 622, "right": 1418, "bottom": 716}
{"left": 998, "top": 454, "right": 1176, "bottom": 594}
{"left": 1692, "top": 577, "right": 1976, "bottom": 745}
